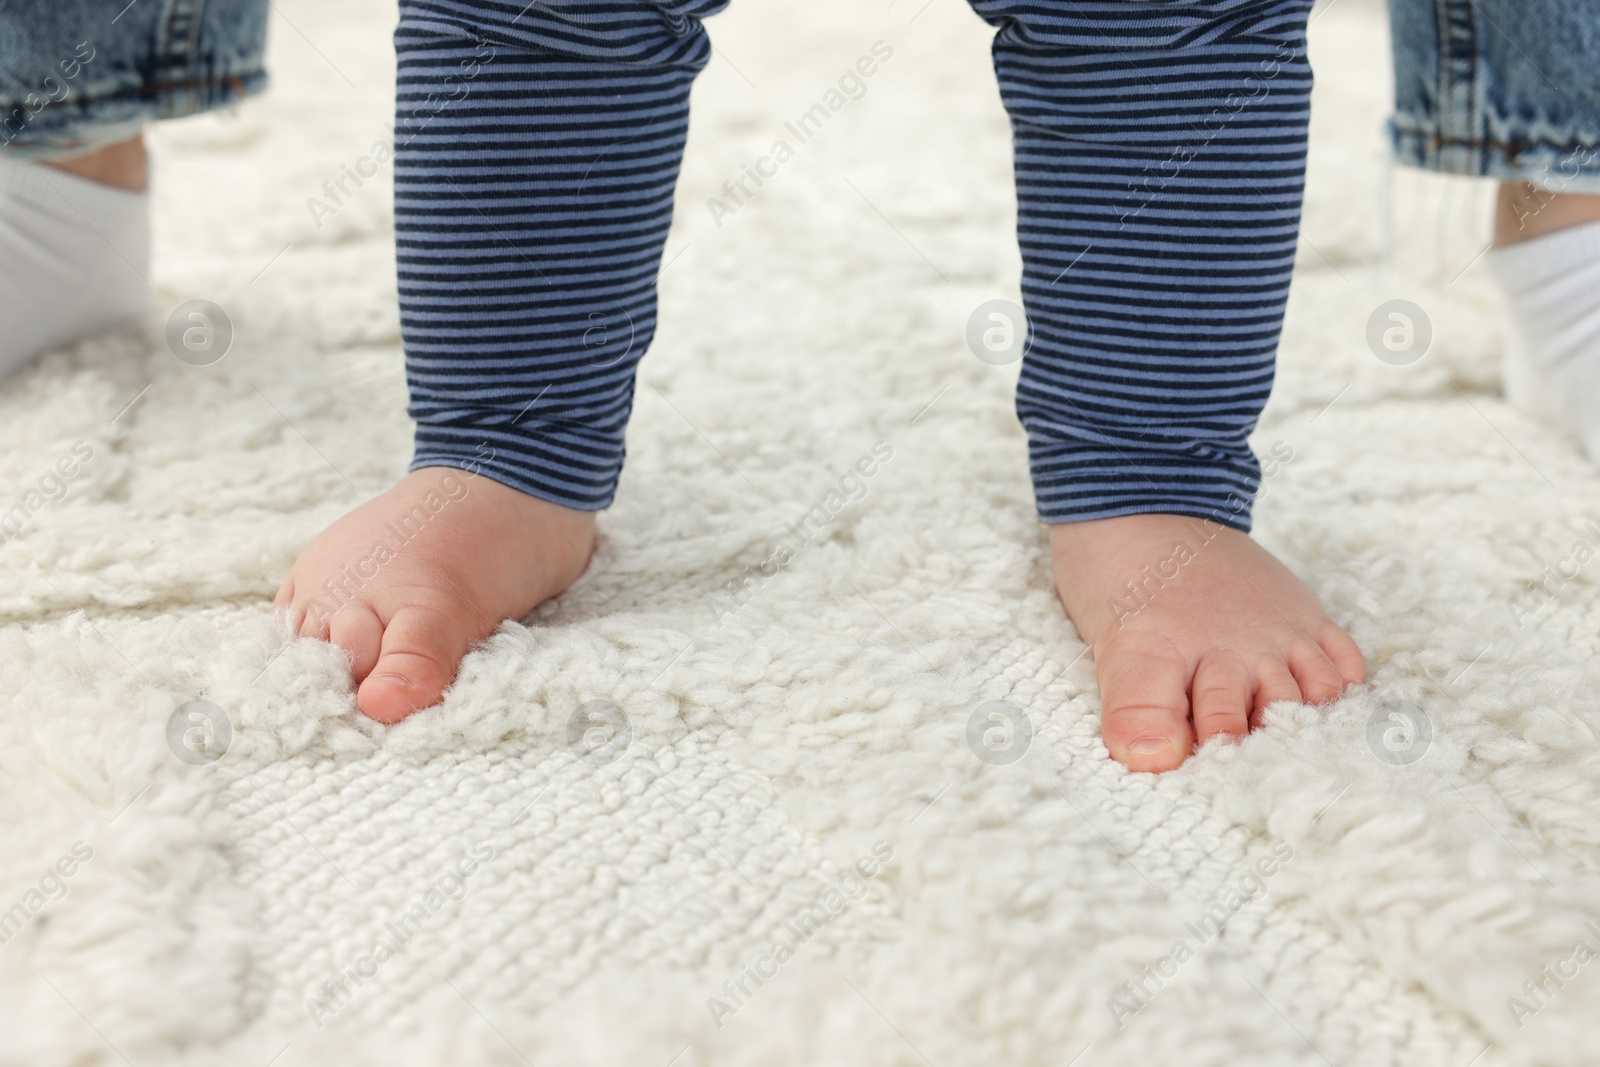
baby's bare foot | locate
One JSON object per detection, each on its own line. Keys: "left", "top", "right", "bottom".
{"left": 276, "top": 468, "right": 595, "bottom": 723}
{"left": 1050, "top": 514, "right": 1363, "bottom": 773}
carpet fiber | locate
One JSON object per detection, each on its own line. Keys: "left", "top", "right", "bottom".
{"left": 4, "top": 1, "right": 1600, "bottom": 1064}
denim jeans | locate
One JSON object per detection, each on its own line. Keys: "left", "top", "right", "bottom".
{"left": 0, "top": 0, "right": 268, "bottom": 160}
{"left": 1, "top": 0, "right": 1593, "bottom": 181}
{"left": 1389, "top": 0, "right": 1600, "bottom": 191}
{"left": 3, "top": 0, "right": 1600, "bottom": 180}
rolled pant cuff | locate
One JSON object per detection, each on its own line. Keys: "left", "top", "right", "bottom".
{"left": 410, "top": 422, "right": 621, "bottom": 512}
{"left": 1029, "top": 440, "right": 1259, "bottom": 533}
{"left": 1390, "top": 121, "right": 1600, "bottom": 195}
{"left": 2, "top": 70, "right": 266, "bottom": 158}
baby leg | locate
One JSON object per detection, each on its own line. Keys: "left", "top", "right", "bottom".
{"left": 279, "top": 1, "right": 728, "bottom": 720}
{"left": 969, "top": 0, "right": 1364, "bottom": 769}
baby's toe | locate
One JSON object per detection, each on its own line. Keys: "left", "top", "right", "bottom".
{"left": 295, "top": 594, "right": 332, "bottom": 641}
{"left": 1252, "top": 660, "right": 1303, "bottom": 718}
{"left": 330, "top": 604, "right": 384, "bottom": 682}
{"left": 1288, "top": 636, "right": 1348, "bottom": 705}
{"left": 357, "top": 606, "right": 474, "bottom": 724}
{"left": 1190, "top": 651, "right": 1251, "bottom": 746}
{"left": 1317, "top": 622, "right": 1366, "bottom": 687}
{"left": 1097, "top": 637, "right": 1194, "bottom": 772}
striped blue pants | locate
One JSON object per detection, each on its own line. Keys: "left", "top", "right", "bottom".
{"left": 396, "top": 0, "right": 1314, "bottom": 531}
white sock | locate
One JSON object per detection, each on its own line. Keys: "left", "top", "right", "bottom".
{"left": 1488, "top": 219, "right": 1600, "bottom": 465}
{"left": 0, "top": 155, "right": 149, "bottom": 381}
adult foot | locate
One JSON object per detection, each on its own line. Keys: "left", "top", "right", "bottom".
{"left": 276, "top": 467, "right": 596, "bottom": 723}
{"left": 1050, "top": 514, "right": 1364, "bottom": 773}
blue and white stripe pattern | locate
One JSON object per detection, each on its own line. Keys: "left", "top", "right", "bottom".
{"left": 395, "top": 0, "right": 1315, "bottom": 529}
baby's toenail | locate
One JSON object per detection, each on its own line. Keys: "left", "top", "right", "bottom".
{"left": 1128, "top": 736, "right": 1171, "bottom": 755}
{"left": 374, "top": 673, "right": 415, "bottom": 689}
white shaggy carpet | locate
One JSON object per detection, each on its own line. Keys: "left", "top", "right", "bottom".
{"left": 4, "top": 1, "right": 1600, "bottom": 1064}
